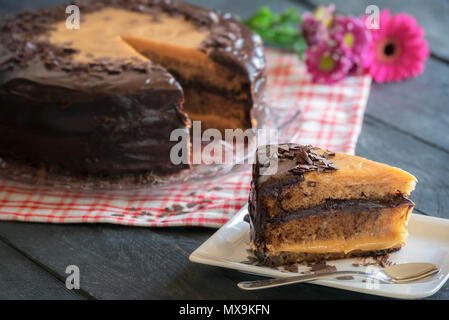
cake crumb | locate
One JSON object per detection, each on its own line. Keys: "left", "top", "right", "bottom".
{"left": 307, "top": 261, "right": 337, "bottom": 274}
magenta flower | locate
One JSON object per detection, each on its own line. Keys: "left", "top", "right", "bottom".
{"left": 330, "top": 15, "right": 370, "bottom": 59}
{"left": 363, "top": 9, "right": 429, "bottom": 83}
{"left": 347, "top": 58, "right": 364, "bottom": 76}
{"left": 300, "top": 5, "right": 335, "bottom": 47}
{"left": 301, "top": 13, "right": 325, "bottom": 47}
{"left": 305, "top": 41, "right": 352, "bottom": 84}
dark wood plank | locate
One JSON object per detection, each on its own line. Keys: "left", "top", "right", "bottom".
{"left": 0, "top": 222, "right": 390, "bottom": 300}
{"left": 356, "top": 116, "right": 449, "bottom": 218}
{"left": 0, "top": 239, "right": 84, "bottom": 300}
{"left": 364, "top": 58, "right": 449, "bottom": 153}
{"left": 0, "top": 0, "right": 447, "bottom": 301}
{"left": 0, "top": 223, "right": 256, "bottom": 299}
{"left": 301, "top": 0, "right": 449, "bottom": 62}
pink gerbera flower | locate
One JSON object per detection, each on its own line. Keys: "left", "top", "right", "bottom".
{"left": 305, "top": 41, "right": 352, "bottom": 84}
{"left": 363, "top": 9, "right": 429, "bottom": 83}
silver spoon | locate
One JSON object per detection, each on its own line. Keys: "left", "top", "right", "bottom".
{"left": 238, "top": 262, "right": 440, "bottom": 290}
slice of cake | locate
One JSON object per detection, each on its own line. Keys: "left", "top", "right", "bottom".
{"left": 0, "top": 0, "right": 265, "bottom": 178}
{"left": 248, "top": 144, "right": 417, "bottom": 265}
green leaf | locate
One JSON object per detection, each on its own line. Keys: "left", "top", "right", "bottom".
{"left": 279, "top": 8, "right": 302, "bottom": 23}
{"left": 293, "top": 37, "right": 307, "bottom": 58}
{"left": 244, "top": 6, "right": 307, "bottom": 59}
{"left": 245, "top": 6, "right": 274, "bottom": 29}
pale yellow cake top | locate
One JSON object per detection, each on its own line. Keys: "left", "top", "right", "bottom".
{"left": 307, "top": 149, "right": 417, "bottom": 194}
{"left": 46, "top": 8, "right": 209, "bottom": 63}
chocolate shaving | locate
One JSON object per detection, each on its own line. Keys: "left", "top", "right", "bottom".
{"left": 323, "top": 151, "right": 335, "bottom": 158}
{"left": 277, "top": 144, "right": 338, "bottom": 175}
{"left": 308, "top": 262, "right": 337, "bottom": 273}
{"left": 307, "top": 181, "right": 317, "bottom": 187}
{"left": 284, "top": 264, "right": 299, "bottom": 273}
{"left": 357, "top": 254, "right": 394, "bottom": 268}
{"left": 336, "top": 276, "right": 354, "bottom": 280}
{"left": 277, "top": 144, "right": 290, "bottom": 154}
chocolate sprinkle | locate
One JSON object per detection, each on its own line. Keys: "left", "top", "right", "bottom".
{"left": 308, "top": 262, "right": 337, "bottom": 274}
{"left": 336, "top": 276, "right": 354, "bottom": 280}
{"left": 276, "top": 145, "right": 338, "bottom": 175}
{"left": 357, "top": 254, "right": 394, "bottom": 268}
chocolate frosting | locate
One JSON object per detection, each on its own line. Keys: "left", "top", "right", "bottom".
{"left": 254, "top": 144, "right": 337, "bottom": 189}
{"left": 0, "top": 0, "right": 266, "bottom": 176}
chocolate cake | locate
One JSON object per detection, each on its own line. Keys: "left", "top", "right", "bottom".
{"left": 0, "top": 0, "right": 266, "bottom": 178}
{"left": 249, "top": 144, "right": 417, "bottom": 265}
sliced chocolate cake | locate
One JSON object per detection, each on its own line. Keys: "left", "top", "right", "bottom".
{"left": 0, "top": 0, "right": 265, "bottom": 178}
{"left": 248, "top": 144, "right": 417, "bottom": 265}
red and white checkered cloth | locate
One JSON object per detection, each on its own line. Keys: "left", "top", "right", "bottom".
{"left": 0, "top": 49, "right": 371, "bottom": 228}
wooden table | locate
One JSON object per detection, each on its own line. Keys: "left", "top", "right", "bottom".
{"left": 0, "top": 0, "right": 448, "bottom": 300}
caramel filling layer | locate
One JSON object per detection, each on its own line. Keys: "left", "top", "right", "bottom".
{"left": 271, "top": 231, "right": 407, "bottom": 254}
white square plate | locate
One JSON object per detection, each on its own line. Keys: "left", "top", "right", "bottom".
{"left": 190, "top": 205, "right": 449, "bottom": 299}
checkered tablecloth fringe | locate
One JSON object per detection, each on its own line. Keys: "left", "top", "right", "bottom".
{"left": 0, "top": 49, "right": 371, "bottom": 228}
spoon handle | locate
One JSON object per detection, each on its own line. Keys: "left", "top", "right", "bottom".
{"left": 237, "top": 270, "right": 387, "bottom": 290}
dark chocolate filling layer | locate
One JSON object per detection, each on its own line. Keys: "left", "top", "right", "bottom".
{"left": 167, "top": 70, "right": 251, "bottom": 102}
{"left": 271, "top": 196, "right": 415, "bottom": 224}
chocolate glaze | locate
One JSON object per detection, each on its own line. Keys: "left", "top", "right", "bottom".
{"left": 249, "top": 144, "right": 332, "bottom": 247}
{"left": 0, "top": 0, "right": 266, "bottom": 176}
{"left": 0, "top": 76, "right": 188, "bottom": 174}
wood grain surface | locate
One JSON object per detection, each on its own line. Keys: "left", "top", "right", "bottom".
{"left": 0, "top": 0, "right": 447, "bottom": 300}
